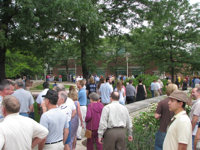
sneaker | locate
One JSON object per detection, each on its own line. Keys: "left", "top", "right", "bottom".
{"left": 77, "top": 138, "right": 82, "bottom": 140}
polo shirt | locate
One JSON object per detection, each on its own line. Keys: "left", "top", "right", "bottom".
{"left": 190, "top": 98, "right": 200, "bottom": 135}
{"left": 12, "top": 89, "right": 34, "bottom": 113}
{"left": 36, "top": 88, "right": 49, "bottom": 104}
{"left": 78, "top": 88, "right": 87, "bottom": 106}
{"left": 40, "top": 108, "right": 68, "bottom": 143}
{"left": 150, "top": 82, "right": 155, "bottom": 90}
{"left": 99, "top": 82, "right": 113, "bottom": 104}
{"left": 163, "top": 111, "right": 192, "bottom": 150}
{"left": 0, "top": 113, "right": 48, "bottom": 150}
{"left": 154, "top": 82, "right": 160, "bottom": 91}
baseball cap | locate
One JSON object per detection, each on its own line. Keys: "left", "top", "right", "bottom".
{"left": 89, "top": 92, "right": 100, "bottom": 101}
{"left": 168, "top": 90, "right": 188, "bottom": 103}
{"left": 42, "top": 89, "right": 58, "bottom": 102}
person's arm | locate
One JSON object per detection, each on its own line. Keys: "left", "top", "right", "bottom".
{"left": 38, "top": 138, "right": 46, "bottom": 150}
{"left": 194, "top": 128, "right": 200, "bottom": 150}
{"left": 63, "top": 128, "right": 69, "bottom": 144}
{"left": 178, "top": 143, "right": 187, "bottom": 150}
{"left": 192, "top": 115, "right": 199, "bottom": 131}
{"left": 158, "top": 89, "right": 162, "bottom": 94}
{"left": 136, "top": 85, "right": 138, "bottom": 93}
{"left": 32, "top": 137, "right": 45, "bottom": 149}
{"left": 37, "top": 104, "right": 41, "bottom": 115}
{"left": 98, "top": 107, "right": 108, "bottom": 143}
{"left": 154, "top": 113, "right": 161, "bottom": 119}
{"left": 143, "top": 85, "right": 147, "bottom": 97}
{"left": 29, "top": 105, "right": 33, "bottom": 113}
{"left": 77, "top": 102, "right": 84, "bottom": 128}
{"left": 86, "top": 90, "right": 89, "bottom": 97}
{"left": 71, "top": 109, "right": 76, "bottom": 119}
{"left": 85, "top": 104, "right": 92, "bottom": 122}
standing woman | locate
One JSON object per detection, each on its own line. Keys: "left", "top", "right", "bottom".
{"left": 97, "top": 78, "right": 105, "bottom": 93}
{"left": 182, "top": 79, "right": 188, "bottom": 91}
{"left": 114, "top": 81, "right": 125, "bottom": 105}
{"left": 86, "top": 77, "right": 97, "bottom": 106}
{"left": 136, "top": 79, "right": 147, "bottom": 101}
{"left": 68, "top": 90, "right": 84, "bottom": 150}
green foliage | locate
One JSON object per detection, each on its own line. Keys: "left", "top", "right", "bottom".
{"left": 33, "top": 84, "right": 70, "bottom": 90}
{"left": 127, "top": 103, "right": 160, "bottom": 150}
{"left": 5, "top": 50, "right": 43, "bottom": 78}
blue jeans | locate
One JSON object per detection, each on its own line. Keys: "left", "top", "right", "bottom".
{"left": 193, "top": 135, "right": 195, "bottom": 150}
{"left": 155, "top": 130, "right": 166, "bottom": 150}
{"left": 19, "top": 113, "right": 28, "bottom": 117}
{"left": 28, "top": 112, "right": 35, "bottom": 119}
{"left": 151, "top": 90, "right": 154, "bottom": 97}
{"left": 65, "top": 121, "right": 71, "bottom": 144}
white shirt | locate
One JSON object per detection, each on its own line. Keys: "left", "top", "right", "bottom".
{"left": 59, "top": 103, "right": 71, "bottom": 122}
{"left": 65, "top": 97, "right": 76, "bottom": 119}
{"left": 154, "top": 82, "right": 160, "bottom": 91}
{"left": 36, "top": 88, "right": 49, "bottom": 104}
{"left": 0, "top": 113, "right": 48, "bottom": 150}
{"left": 98, "top": 101, "right": 132, "bottom": 139}
{"left": 114, "top": 88, "right": 124, "bottom": 102}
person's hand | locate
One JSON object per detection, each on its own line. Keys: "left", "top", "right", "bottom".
{"left": 81, "top": 122, "right": 84, "bottom": 129}
{"left": 128, "top": 136, "right": 133, "bottom": 141}
{"left": 98, "top": 138, "right": 103, "bottom": 144}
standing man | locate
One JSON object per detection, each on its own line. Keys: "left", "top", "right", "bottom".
{"left": 0, "top": 79, "right": 15, "bottom": 121}
{"left": 98, "top": 91, "right": 133, "bottom": 150}
{"left": 99, "top": 77, "right": 113, "bottom": 105}
{"left": 36, "top": 82, "right": 49, "bottom": 115}
{"left": 154, "top": 80, "right": 162, "bottom": 97}
{"left": 195, "top": 77, "right": 200, "bottom": 88}
{"left": 39, "top": 89, "right": 69, "bottom": 150}
{"left": 154, "top": 84, "right": 178, "bottom": 150}
{"left": 126, "top": 79, "right": 136, "bottom": 104}
{"left": 76, "top": 80, "right": 87, "bottom": 140}
{"left": 188, "top": 87, "right": 200, "bottom": 150}
{"left": 12, "top": 79, "right": 34, "bottom": 117}
{"left": 151, "top": 80, "right": 156, "bottom": 97}
{"left": 163, "top": 90, "right": 192, "bottom": 150}
{"left": 0, "top": 95, "right": 48, "bottom": 150}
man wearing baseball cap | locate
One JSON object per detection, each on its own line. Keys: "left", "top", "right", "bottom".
{"left": 163, "top": 90, "right": 192, "bottom": 150}
{"left": 38, "top": 89, "right": 69, "bottom": 150}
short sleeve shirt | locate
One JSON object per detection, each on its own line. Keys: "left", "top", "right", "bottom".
{"left": 155, "top": 97, "right": 174, "bottom": 132}
{"left": 40, "top": 108, "right": 68, "bottom": 143}
{"left": 36, "top": 89, "right": 49, "bottom": 104}
{"left": 163, "top": 111, "right": 192, "bottom": 150}
{"left": 99, "top": 83, "right": 113, "bottom": 104}
{"left": 86, "top": 83, "right": 97, "bottom": 98}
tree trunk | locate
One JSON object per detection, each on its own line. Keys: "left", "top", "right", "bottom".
{"left": 80, "top": 25, "right": 89, "bottom": 81}
{"left": 0, "top": 46, "right": 6, "bottom": 82}
{"left": 171, "top": 67, "right": 174, "bottom": 83}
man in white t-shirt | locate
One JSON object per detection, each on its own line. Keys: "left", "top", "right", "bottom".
{"left": 36, "top": 82, "right": 49, "bottom": 115}
{"left": 0, "top": 95, "right": 48, "bottom": 150}
{"left": 154, "top": 80, "right": 162, "bottom": 97}
{"left": 163, "top": 90, "right": 192, "bottom": 150}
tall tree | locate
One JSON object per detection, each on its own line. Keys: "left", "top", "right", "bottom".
{"left": 127, "top": 0, "right": 200, "bottom": 82}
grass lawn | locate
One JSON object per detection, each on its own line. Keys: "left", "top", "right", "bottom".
{"left": 34, "top": 102, "right": 40, "bottom": 123}
{"left": 33, "top": 84, "right": 71, "bottom": 91}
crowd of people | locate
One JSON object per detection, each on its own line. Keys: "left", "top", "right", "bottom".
{"left": 0, "top": 74, "right": 199, "bottom": 150}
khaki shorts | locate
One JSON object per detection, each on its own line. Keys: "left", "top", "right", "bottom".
{"left": 154, "top": 90, "right": 160, "bottom": 97}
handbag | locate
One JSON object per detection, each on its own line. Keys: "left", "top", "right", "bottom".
{"left": 85, "top": 104, "right": 93, "bottom": 138}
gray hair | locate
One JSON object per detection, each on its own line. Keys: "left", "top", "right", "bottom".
{"left": 59, "top": 91, "right": 68, "bottom": 102}
{"left": 2, "top": 95, "right": 20, "bottom": 113}
{"left": 89, "top": 92, "right": 100, "bottom": 101}
{"left": 0, "top": 80, "right": 14, "bottom": 91}
{"left": 55, "top": 84, "right": 65, "bottom": 92}
{"left": 15, "top": 79, "right": 23, "bottom": 88}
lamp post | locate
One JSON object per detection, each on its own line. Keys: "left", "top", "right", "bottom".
{"left": 126, "top": 56, "right": 128, "bottom": 77}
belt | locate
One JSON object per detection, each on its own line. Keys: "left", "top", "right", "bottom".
{"left": 80, "top": 105, "right": 86, "bottom": 106}
{"left": 45, "top": 140, "right": 62, "bottom": 145}
{"left": 108, "top": 127, "right": 124, "bottom": 129}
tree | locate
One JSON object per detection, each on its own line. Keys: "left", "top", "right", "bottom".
{"left": 127, "top": 0, "right": 200, "bottom": 82}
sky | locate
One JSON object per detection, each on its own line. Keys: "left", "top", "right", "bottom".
{"left": 190, "top": 0, "right": 199, "bottom": 4}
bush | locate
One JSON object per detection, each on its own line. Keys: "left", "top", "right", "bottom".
{"left": 127, "top": 102, "right": 160, "bottom": 150}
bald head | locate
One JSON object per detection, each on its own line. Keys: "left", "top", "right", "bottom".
{"left": 111, "top": 91, "right": 119, "bottom": 101}
{"left": 2, "top": 95, "right": 20, "bottom": 114}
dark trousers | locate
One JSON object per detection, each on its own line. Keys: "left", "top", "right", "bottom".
{"left": 87, "top": 130, "right": 102, "bottom": 150}
{"left": 126, "top": 96, "right": 135, "bottom": 104}
{"left": 103, "top": 128, "right": 126, "bottom": 150}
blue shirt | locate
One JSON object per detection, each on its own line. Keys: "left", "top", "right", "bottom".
{"left": 40, "top": 108, "right": 68, "bottom": 143}
{"left": 99, "top": 82, "right": 113, "bottom": 104}
{"left": 151, "top": 82, "right": 155, "bottom": 90}
{"left": 195, "top": 78, "right": 200, "bottom": 84}
{"left": 78, "top": 88, "right": 87, "bottom": 106}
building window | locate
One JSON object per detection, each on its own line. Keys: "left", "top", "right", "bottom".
{"left": 132, "top": 68, "right": 143, "bottom": 77}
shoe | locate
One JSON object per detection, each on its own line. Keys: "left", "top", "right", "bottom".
{"left": 77, "top": 138, "right": 82, "bottom": 140}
